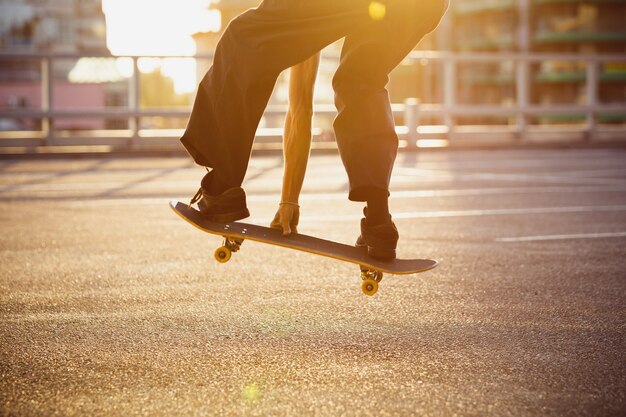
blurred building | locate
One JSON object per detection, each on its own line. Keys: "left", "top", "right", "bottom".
{"left": 0, "top": 0, "right": 107, "bottom": 53}
{"left": 0, "top": 0, "right": 119, "bottom": 131}
{"left": 447, "top": 0, "right": 626, "bottom": 124}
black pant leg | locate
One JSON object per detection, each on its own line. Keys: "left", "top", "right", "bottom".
{"left": 332, "top": 0, "right": 449, "bottom": 201}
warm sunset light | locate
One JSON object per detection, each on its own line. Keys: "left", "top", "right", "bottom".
{"left": 101, "top": 0, "right": 221, "bottom": 93}
{"left": 368, "top": 1, "right": 387, "bottom": 21}
{"left": 2, "top": 1, "right": 626, "bottom": 416}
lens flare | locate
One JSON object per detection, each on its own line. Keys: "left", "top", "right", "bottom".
{"left": 369, "top": 1, "right": 386, "bottom": 21}
{"left": 242, "top": 383, "right": 260, "bottom": 403}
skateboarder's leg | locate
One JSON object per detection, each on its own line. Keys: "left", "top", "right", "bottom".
{"left": 181, "top": 1, "right": 375, "bottom": 196}
{"left": 333, "top": 0, "right": 449, "bottom": 203}
{"left": 332, "top": 0, "right": 448, "bottom": 257}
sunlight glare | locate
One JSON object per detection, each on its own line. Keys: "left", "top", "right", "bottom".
{"left": 369, "top": 2, "right": 386, "bottom": 21}
{"left": 161, "top": 58, "right": 197, "bottom": 94}
{"left": 138, "top": 58, "right": 162, "bottom": 73}
{"left": 102, "top": 0, "right": 221, "bottom": 93}
{"left": 115, "top": 57, "right": 133, "bottom": 78}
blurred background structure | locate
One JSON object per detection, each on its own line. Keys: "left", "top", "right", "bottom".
{"left": 0, "top": 0, "right": 625, "bottom": 153}
{"left": 444, "top": 0, "right": 626, "bottom": 130}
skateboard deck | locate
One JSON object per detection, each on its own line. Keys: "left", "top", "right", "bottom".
{"left": 170, "top": 200, "right": 437, "bottom": 295}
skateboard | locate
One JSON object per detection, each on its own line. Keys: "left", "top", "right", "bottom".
{"left": 169, "top": 200, "right": 438, "bottom": 296}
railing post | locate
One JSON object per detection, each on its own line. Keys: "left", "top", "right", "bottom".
{"left": 518, "top": 0, "right": 530, "bottom": 52}
{"left": 40, "top": 56, "right": 53, "bottom": 147}
{"left": 516, "top": 57, "right": 529, "bottom": 142}
{"left": 586, "top": 60, "right": 598, "bottom": 142}
{"left": 443, "top": 57, "right": 456, "bottom": 143}
{"left": 517, "top": 0, "right": 530, "bottom": 143}
{"left": 404, "top": 98, "right": 419, "bottom": 149}
{"left": 128, "top": 57, "right": 141, "bottom": 150}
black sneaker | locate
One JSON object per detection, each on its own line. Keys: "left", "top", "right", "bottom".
{"left": 356, "top": 209, "right": 399, "bottom": 260}
{"left": 189, "top": 176, "right": 250, "bottom": 223}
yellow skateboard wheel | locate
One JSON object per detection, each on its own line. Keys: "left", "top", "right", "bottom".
{"left": 361, "top": 278, "right": 378, "bottom": 296}
{"left": 214, "top": 246, "right": 232, "bottom": 263}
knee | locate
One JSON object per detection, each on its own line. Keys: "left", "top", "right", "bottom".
{"left": 222, "top": 9, "right": 271, "bottom": 57}
{"left": 222, "top": 11, "right": 284, "bottom": 74}
{"left": 222, "top": 13, "right": 252, "bottom": 50}
{"left": 333, "top": 68, "right": 388, "bottom": 104}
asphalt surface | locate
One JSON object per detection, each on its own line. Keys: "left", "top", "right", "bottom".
{"left": 1, "top": 148, "right": 625, "bottom": 416}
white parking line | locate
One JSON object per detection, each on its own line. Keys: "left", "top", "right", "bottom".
{"left": 393, "top": 168, "right": 626, "bottom": 186}
{"left": 277, "top": 185, "right": 626, "bottom": 202}
{"left": 496, "top": 232, "right": 626, "bottom": 243}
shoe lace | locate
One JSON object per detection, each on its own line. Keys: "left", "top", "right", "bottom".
{"left": 188, "top": 188, "right": 203, "bottom": 208}
{"left": 188, "top": 167, "right": 211, "bottom": 208}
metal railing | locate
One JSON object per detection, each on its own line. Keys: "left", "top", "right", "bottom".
{"left": 0, "top": 51, "right": 625, "bottom": 153}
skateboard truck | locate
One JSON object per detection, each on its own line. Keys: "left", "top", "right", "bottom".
{"left": 214, "top": 236, "right": 244, "bottom": 263}
{"left": 360, "top": 268, "right": 383, "bottom": 296}
{"left": 214, "top": 236, "right": 383, "bottom": 296}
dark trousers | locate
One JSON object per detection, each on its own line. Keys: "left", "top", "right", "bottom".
{"left": 181, "top": 0, "right": 448, "bottom": 201}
